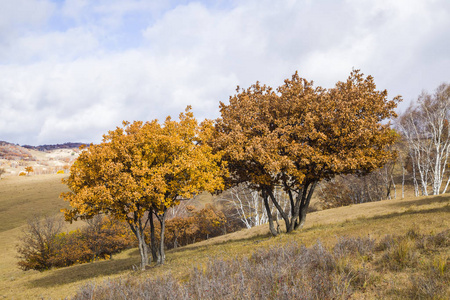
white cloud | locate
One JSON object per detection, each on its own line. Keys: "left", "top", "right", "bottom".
{"left": 0, "top": 0, "right": 55, "bottom": 35}
{"left": 0, "top": 0, "right": 449, "bottom": 145}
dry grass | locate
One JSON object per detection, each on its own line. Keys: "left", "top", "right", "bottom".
{"left": 0, "top": 174, "right": 86, "bottom": 299}
{"left": 0, "top": 174, "right": 70, "bottom": 232}
{"left": 0, "top": 177, "right": 449, "bottom": 299}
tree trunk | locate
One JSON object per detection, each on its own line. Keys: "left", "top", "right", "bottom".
{"left": 442, "top": 175, "right": 450, "bottom": 194}
{"left": 128, "top": 219, "right": 149, "bottom": 270}
{"left": 174, "top": 233, "right": 178, "bottom": 249}
{"left": 286, "top": 185, "right": 306, "bottom": 233}
{"left": 137, "top": 229, "right": 149, "bottom": 270}
{"left": 148, "top": 211, "right": 159, "bottom": 263}
{"left": 267, "top": 189, "right": 290, "bottom": 231}
{"left": 391, "top": 175, "right": 396, "bottom": 199}
{"left": 412, "top": 159, "right": 419, "bottom": 196}
{"left": 402, "top": 165, "right": 405, "bottom": 199}
{"left": 156, "top": 208, "right": 167, "bottom": 265}
{"left": 296, "top": 181, "right": 317, "bottom": 230}
{"left": 262, "top": 189, "right": 278, "bottom": 236}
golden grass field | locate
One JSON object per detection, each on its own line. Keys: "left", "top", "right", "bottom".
{"left": 0, "top": 174, "right": 449, "bottom": 299}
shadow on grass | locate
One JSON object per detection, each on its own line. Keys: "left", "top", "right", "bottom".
{"left": 301, "top": 205, "right": 449, "bottom": 234}
{"left": 30, "top": 255, "right": 139, "bottom": 288}
{"left": 387, "top": 194, "right": 450, "bottom": 208}
{"left": 362, "top": 205, "right": 449, "bottom": 221}
{"left": 168, "top": 232, "right": 273, "bottom": 255}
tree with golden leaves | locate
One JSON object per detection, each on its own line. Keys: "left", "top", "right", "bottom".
{"left": 25, "top": 166, "right": 33, "bottom": 175}
{"left": 62, "top": 107, "right": 224, "bottom": 268}
{"left": 214, "top": 70, "right": 401, "bottom": 235}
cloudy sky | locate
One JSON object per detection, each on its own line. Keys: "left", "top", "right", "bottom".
{"left": 1, "top": 0, "right": 449, "bottom": 145}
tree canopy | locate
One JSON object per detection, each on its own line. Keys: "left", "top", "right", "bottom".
{"left": 62, "top": 107, "right": 224, "bottom": 268}
{"left": 213, "top": 70, "right": 401, "bottom": 235}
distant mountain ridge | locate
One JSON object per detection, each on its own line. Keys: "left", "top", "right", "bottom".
{"left": 0, "top": 141, "right": 84, "bottom": 175}
{"left": 0, "top": 141, "right": 87, "bottom": 160}
{"left": 22, "top": 142, "right": 87, "bottom": 151}
{"left": 0, "top": 141, "right": 34, "bottom": 160}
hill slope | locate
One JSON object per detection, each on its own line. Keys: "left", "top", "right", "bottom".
{"left": 0, "top": 174, "right": 69, "bottom": 232}
{"left": 0, "top": 176, "right": 448, "bottom": 299}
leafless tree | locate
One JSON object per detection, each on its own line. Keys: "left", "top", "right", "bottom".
{"left": 398, "top": 83, "right": 450, "bottom": 195}
{"left": 16, "top": 215, "right": 64, "bottom": 271}
{"left": 218, "top": 184, "right": 290, "bottom": 230}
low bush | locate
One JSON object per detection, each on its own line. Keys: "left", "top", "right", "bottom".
{"left": 380, "top": 237, "right": 418, "bottom": 270}
{"left": 73, "top": 240, "right": 357, "bottom": 300}
{"left": 17, "top": 215, "right": 134, "bottom": 271}
{"left": 73, "top": 229, "right": 450, "bottom": 300}
{"left": 158, "top": 205, "right": 227, "bottom": 250}
{"left": 333, "top": 235, "right": 376, "bottom": 259}
{"left": 375, "top": 228, "right": 449, "bottom": 271}
{"left": 415, "top": 229, "right": 450, "bottom": 251}
{"left": 17, "top": 216, "right": 64, "bottom": 271}
{"left": 409, "top": 255, "right": 450, "bottom": 299}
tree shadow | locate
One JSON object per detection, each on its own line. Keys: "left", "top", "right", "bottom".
{"left": 167, "top": 232, "right": 273, "bottom": 255}
{"left": 30, "top": 255, "right": 139, "bottom": 288}
{"left": 355, "top": 205, "right": 449, "bottom": 223}
{"left": 387, "top": 195, "right": 450, "bottom": 208}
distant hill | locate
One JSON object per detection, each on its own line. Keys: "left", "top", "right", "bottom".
{"left": 0, "top": 141, "right": 87, "bottom": 176}
{"left": 0, "top": 141, "right": 34, "bottom": 160}
{"left": 22, "top": 142, "right": 88, "bottom": 152}
{"left": 0, "top": 141, "right": 88, "bottom": 160}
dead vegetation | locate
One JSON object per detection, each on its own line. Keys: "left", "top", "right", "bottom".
{"left": 73, "top": 229, "right": 449, "bottom": 300}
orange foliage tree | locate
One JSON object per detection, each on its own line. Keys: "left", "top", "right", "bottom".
{"left": 213, "top": 70, "right": 401, "bottom": 235}
{"left": 61, "top": 107, "right": 224, "bottom": 268}
{"left": 162, "top": 205, "right": 226, "bottom": 249}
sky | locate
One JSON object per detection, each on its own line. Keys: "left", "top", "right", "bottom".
{"left": 0, "top": 0, "right": 449, "bottom": 146}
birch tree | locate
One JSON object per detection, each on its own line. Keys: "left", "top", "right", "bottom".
{"left": 219, "top": 184, "right": 290, "bottom": 229}
{"left": 398, "top": 83, "right": 450, "bottom": 195}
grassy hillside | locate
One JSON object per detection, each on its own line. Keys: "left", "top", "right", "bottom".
{"left": 0, "top": 175, "right": 448, "bottom": 299}
{"left": 0, "top": 174, "right": 69, "bottom": 232}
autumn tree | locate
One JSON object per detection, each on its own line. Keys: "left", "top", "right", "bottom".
{"left": 163, "top": 205, "right": 227, "bottom": 248}
{"left": 25, "top": 166, "right": 33, "bottom": 175}
{"left": 83, "top": 215, "right": 134, "bottom": 261}
{"left": 61, "top": 127, "right": 152, "bottom": 270}
{"left": 62, "top": 107, "right": 224, "bottom": 268}
{"left": 193, "top": 204, "right": 227, "bottom": 240}
{"left": 141, "top": 108, "right": 225, "bottom": 264}
{"left": 214, "top": 70, "right": 400, "bottom": 235}
{"left": 17, "top": 214, "right": 133, "bottom": 270}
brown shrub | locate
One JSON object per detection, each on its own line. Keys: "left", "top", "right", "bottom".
{"left": 73, "top": 240, "right": 357, "bottom": 300}
{"left": 17, "top": 215, "right": 134, "bottom": 271}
